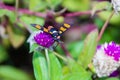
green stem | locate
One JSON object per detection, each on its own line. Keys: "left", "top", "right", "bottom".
{"left": 53, "top": 51, "right": 67, "bottom": 62}
{"left": 97, "top": 11, "right": 114, "bottom": 42}
{"left": 45, "top": 49, "right": 50, "bottom": 80}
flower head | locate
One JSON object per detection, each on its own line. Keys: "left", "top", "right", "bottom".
{"left": 34, "top": 32, "right": 54, "bottom": 48}
{"left": 27, "top": 31, "right": 56, "bottom": 51}
{"left": 104, "top": 42, "right": 120, "bottom": 61}
{"left": 93, "top": 42, "right": 120, "bottom": 77}
{"left": 111, "top": 0, "right": 120, "bottom": 14}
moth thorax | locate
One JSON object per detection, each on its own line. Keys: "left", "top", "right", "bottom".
{"left": 53, "top": 30, "right": 58, "bottom": 33}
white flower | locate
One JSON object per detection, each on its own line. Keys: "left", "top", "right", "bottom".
{"left": 111, "top": 0, "right": 120, "bottom": 14}
{"left": 93, "top": 42, "right": 120, "bottom": 77}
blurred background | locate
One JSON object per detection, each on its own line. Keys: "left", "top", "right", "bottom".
{"left": 0, "top": 0, "right": 120, "bottom": 80}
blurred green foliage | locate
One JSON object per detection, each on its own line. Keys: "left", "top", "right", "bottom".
{"left": 0, "top": 9, "right": 16, "bottom": 23}
{"left": 63, "top": 58, "right": 92, "bottom": 80}
{"left": 62, "top": 0, "right": 90, "bottom": 11}
{"left": 78, "top": 29, "right": 98, "bottom": 69}
{"left": 0, "top": 66, "right": 33, "bottom": 80}
{"left": 0, "top": 45, "right": 8, "bottom": 63}
{"left": 67, "top": 41, "right": 83, "bottom": 59}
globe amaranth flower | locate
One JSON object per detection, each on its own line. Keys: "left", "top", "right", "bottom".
{"left": 34, "top": 32, "right": 54, "bottom": 48}
{"left": 93, "top": 42, "right": 120, "bottom": 77}
{"left": 27, "top": 30, "right": 56, "bottom": 51}
{"left": 111, "top": 0, "right": 120, "bottom": 14}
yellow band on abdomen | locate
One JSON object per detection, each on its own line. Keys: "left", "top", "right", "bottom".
{"left": 60, "top": 27, "right": 66, "bottom": 32}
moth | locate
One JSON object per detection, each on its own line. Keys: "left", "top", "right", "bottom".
{"left": 31, "top": 23, "right": 70, "bottom": 43}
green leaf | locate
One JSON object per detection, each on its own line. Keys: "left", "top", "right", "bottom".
{"left": 63, "top": 58, "right": 92, "bottom": 80}
{"left": 0, "top": 9, "right": 7, "bottom": 17}
{"left": 7, "top": 25, "right": 25, "bottom": 48}
{"left": 0, "top": 66, "right": 33, "bottom": 80}
{"left": 94, "top": 18, "right": 104, "bottom": 29}
{"left": 67, "top": 41, "right": 83, "bottom": 58}
{"left": 62, "top": 0, "right": 90, "bottom": 11}
{"left": 100, "top": 27, "right": 120, "bottom": 43}
{"left": 105, "top": 77, "right": 119, "bottom": 80}
{"left": 0, "top": 45, "right": 8, "bottom": 63}
{"left": 63, "top": 72, "right": 92, "bottom": 80}
{"left": 49, "top": 51, "right": 63, "bottom": 80}
{"left": 78, "top": 29, "right": 98, "bottom": 69}
{"left": 98, "top": 11, "right": 120, "bottom": 25}
{"left": 46, "top": 0, "right": 62, "bottom": 9}
{"left": 3, "top": 0, "right": 15, "bottom": 3}
{"left": 100, "top": 30, "right": 113, "bottom": 43}
{"left": 55, "top": 45, "right": 64, "bottom": 55}
{"left": 0, "top": 9, "right": 16, "bottom": 23}
{"left": 29, "top": 0, "right": 47, "bottom": 11}
{"left": 67, "top": 58, "right": 88, "bottom": 73}
{"left": 62, "top": 66, "right": 70, "bottom": 75}
{"left": 33, "top": 51, "right": 49, "bottom": 80}
{"left": 20, "top": 15, "right": 45, "bottom": 31}
{"left": 29, "top": 43, "right": 39, "bottom": 53}
{"left": 95, "top": 1, "right": 111, "bottom": 10}
{"left": 92, "top": 1, "right": 111, "bottom": 13}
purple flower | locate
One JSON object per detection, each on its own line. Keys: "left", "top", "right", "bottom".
{"left": 34, "top": 32, "right": 54, "bottom": 48}
{"left": 104, "top": 42, "right": 120, "bottom": 61}
{"left": 27, "top": 31, "right": 56, "bottom": 51}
